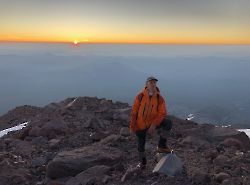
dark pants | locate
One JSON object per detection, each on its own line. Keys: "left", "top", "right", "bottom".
{"left": 135, "top": 118, "right": 172, "bottom": 164}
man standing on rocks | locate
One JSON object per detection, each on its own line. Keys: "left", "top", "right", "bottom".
{"left": 130, "top": 76, "right": 172, "bottom": 169}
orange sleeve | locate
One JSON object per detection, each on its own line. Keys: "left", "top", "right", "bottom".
{"left": 129, "top": 93, "right": 141, "bottom": 132}
{"left": 152, "top": 96, "right": 167, "bottom": 127}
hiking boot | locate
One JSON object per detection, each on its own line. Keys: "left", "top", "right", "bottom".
{"left": 157, "top": 146, "right": 172, "bottom": 154}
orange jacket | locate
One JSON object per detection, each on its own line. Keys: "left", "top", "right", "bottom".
{"left": 130, "top": 86, "right": 167, "bottom": 132}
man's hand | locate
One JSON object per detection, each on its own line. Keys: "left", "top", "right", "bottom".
{"left": 147, "top": 124, "right": 156, "bottom": 136}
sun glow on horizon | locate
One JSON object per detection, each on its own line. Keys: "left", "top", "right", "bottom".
{"left": 0, "top": 1, "right": 249, "bottom": 45}
{"left": 74, "top": 40, "right": 78, "bottom": 45}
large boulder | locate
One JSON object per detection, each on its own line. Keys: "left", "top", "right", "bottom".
{"left": 65, "top": 165, "right": 111, "bottom": 185}
{"left": 222, "top": 138, "right": 244, "bottom": 150}
{"left": 208, "top": 127, "right": 250, "bottom": 150}
{"left": 46, "top": 144, "right": 123, "bottom": 179}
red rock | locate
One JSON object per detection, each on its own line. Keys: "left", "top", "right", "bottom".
{"left": 223, "top": 138, "right": 243, "bottom": 150}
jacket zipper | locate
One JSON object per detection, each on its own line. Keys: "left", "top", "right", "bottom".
{"left": 145, "top": 97, "right": 152, "bottom": 127}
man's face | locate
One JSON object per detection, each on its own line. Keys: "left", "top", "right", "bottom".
{"left": 146, "top": 80, "right": 157, "bottom": 91}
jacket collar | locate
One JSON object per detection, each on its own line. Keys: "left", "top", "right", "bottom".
{"left": 142, "top": 86, "right": 160, "bottom": 97}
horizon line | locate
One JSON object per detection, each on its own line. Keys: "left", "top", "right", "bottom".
{"left": 0, "top": 40, "right": 250, "bottom": 46}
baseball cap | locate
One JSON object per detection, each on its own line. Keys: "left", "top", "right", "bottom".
{"left": 146, "top": 76, "right": 158, "bottom": 82}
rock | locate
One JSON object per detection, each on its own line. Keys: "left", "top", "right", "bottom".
{"left": 98, "top": 134, "right": 121, "bottom": 146}
{"left": 12, "top": 127, "right": 30, "bottom": 140}
{"left": 243, "top": 176, "right": 250, "bottom": 185}
{"left": 191, "top": 170, "right": 211, "bottom": 184}
{"left": 214, "top": 172, "right": 230, "bottom": 183}
{"left": 153, "top": 153, "right": 183, "bottom": 176}
{"left": 209, "top": 127, "right": 239, "bottom": 138}
{"left": 120, "top": 127, "right": 130, "bottom": 137}
{"left": 0, "top": 141, "right": 5, "bottom": 151}
{"left": 65, "top": 165, "right": 110, "bottom": 185}
{"left": 0, "top": 105, "right": 41, "bottom": 130}
{"left": 47, "top": 180, "right": 66, "bottom": 185}
{"left": 0, "top": 176, "right": 9, "bottom": 185}
{"left": 11, "top": 140, "right": 33, "bottom": 157}
{"left": 233, "top": 132, "right": 250, "bottom": 150}
{"left": 31, "top": 136, "right": 48, "bottom": 146}
{"left": 113, "top": 108, "right": 130, "bottom": 122}
{"left": 121, "top": 166, "right": 142, "bottom": 182}
{"left": 29, "top": 126, "right": 41, "bottom": 137}
{"left": 2, "top": 96, "right": 250, "bottom": 185}
{"left": 31, "top": 157, "right": 46, "bottom": 168}
{"left": 11, "top": 173, "right": 30, "bottom": 185}
{"left": 83, "top": 117, "right": 105, "bottom": 129}
{"left": 209, "top": 128, "right": 250, "bottom": 150}
{"left": 155, "top": 152, "right": 166, "bottom": 163}
{"left": 221, "top": 179, "right": 233, "bottom": 185}
{"left": 64, "top": 178, "right": 79, "bottom": 185}
{"left": 89, "top": 132, "right": 109, "bottom": 142}
{"left": 180, "top": 136, "right": 208, "bottom": 146}
{"left": 213, "top": 155, "right": 230, "bottom": 166}
{"left": 39, "top": 119, "right": 67, "bottom": 139}
{"left": 0, "top": 153, "right": 5, "bottom": 161}
{"left": 48, "top": 139, "right": 61, "bottom": 148}
{"left": 0, "top": 168, "right": 33, "bottom": 185}
{"left": 232, "top": 166, "right": 243, "bottom": 176}
{"left": 102, "top": 175, "right": 111, "bottom": 183}
{"left": 221, "top": 177, "right": 242, "bottom": 185}
{"left": 222, "top": 138, "right": 243, "bottom": 150}
{"left": 204, "top": 149, "right": 218, "bottom": 160}
{"left": 46, "top": 144, "right": 123, "bottom": 179}
{"left": 3, "top": 138, "right": 13, "bottom": 145}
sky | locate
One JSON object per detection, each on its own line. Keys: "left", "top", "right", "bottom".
{"left": 0, "top": 0, "right": 250, "bottom": 44}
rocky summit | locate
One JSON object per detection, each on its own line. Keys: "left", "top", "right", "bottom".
{"left": 0, "top": 96, "right": 250, "bottom": 185}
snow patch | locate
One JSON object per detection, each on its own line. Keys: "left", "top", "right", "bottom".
{"left": 186, "top": 114, "right": 195, "bottom": 121}
{"left": 238, "top": 129, "right": 250, "bottom": 138}
{"left": 0, "top": 122, "right": 29, "bottom": 138}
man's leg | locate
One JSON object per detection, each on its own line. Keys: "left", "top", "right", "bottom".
{"left": 156, "top": 118, "right": 172, "bottom": 153}
{"left": 135, "top": 129, "right": 147, "bottom": 168}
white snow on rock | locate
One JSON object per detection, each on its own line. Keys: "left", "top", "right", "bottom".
{"left": 0, "top": 122, "right": 29, "bottom": 138}
{"left": 238, "top": 129, "right": 250, "bottom": 138}
{"left": 186, "top": 114, "right": 195, "bottom": 121}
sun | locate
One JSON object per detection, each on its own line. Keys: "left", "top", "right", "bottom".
{"left": 73, "top": 40, "right": 78, "bottom": 45}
